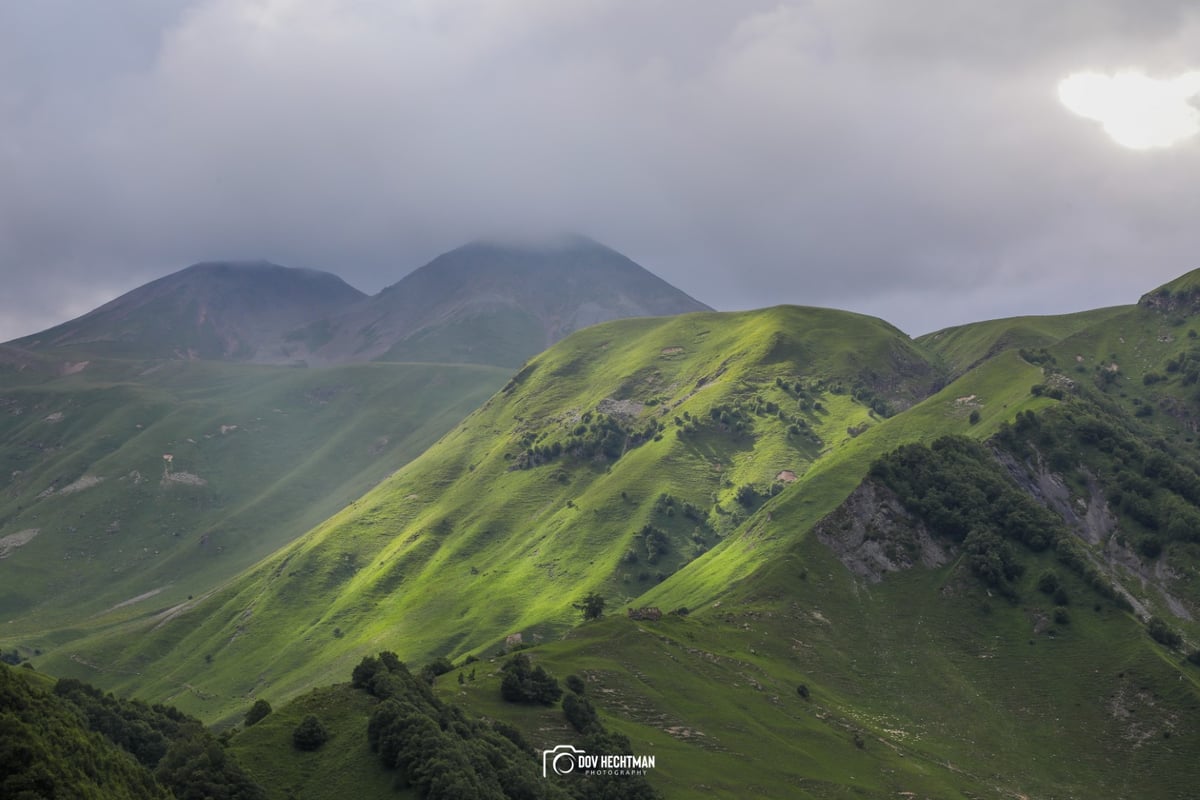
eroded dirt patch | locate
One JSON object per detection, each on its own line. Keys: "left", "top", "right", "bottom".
{"left": 0, "top": 528, "right": 40, "bottom": 559}
{"left": 101, "top": 587, "right": 166, "bottom": 615}
{"left": 162, "top": 472, "right": 207, "bottom": 487}
{"left": 59, "top": 475, "right": 103, "bottom": 495}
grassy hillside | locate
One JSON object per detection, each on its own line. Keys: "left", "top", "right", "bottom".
{"left": 917, "top": 305, "right": 1129, "bottom": 376}
{"left": 228, "top": 683, "right": 404, "bottom": 800}
{"left": 432, "top": 524, "right": 1200, "bottom": 799}
{"left": 38, "top": 306, "right": 942, "bottom": 718}
{"left": 20, "top": 292, "right": 1200, "bottom": 798}
{"left": 0, "top": 358, "right": 508, "bottom": 645}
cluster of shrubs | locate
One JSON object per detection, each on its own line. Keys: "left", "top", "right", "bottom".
{"left": 871, "top": 435, "right": 1100, "bottom": 601}
{"left": 497, "top": 655, "right": 659, "bottom": 800}
{"left": 1030, "top": 383, "right": 1067, "bottom": 400}
{"left": 1163, "top": 348, "right": 1200, "bottom": 386}
{"left": 355, "top": 651, "right": 563, "bottom": 799}
{"left": 353, "top": 650, "right": 658, "bottom": 799}
{"left": 671, "top": 397, "right": 824, "bottom": 445}
{"left": 0, "top": 665, "right": 266, "bottom": 800}
{"left": 619, "top": 494, "right": 716, "bottom": 574}
{"left": 511, "top": 411, "right": 662, "bottom": 470}
{"left": 1019, "top": 347, "right": 1058, "bottom": 366}
{"left": 1001, "top": 405, "right": 1200, "bottom": 557}
{"left": 499, "top": 654, "right": 563, "bottom": 705}
{"left": 704, "top": 403, "right": 754, "bottom": 434}
{"left": 651, "top": 492, "right": 703, "bottom": 521}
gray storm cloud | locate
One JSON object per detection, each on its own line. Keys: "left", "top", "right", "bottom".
{"left": 2, "top": 0, "right": 1199, "bottom": 340}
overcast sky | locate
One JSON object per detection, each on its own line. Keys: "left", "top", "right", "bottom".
{"left": 2, "top": 0, "right": 1199, "bottom": 340}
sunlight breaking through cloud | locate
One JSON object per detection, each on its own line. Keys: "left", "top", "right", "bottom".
{"left": 1058, "top": 69, "right": 1200, "bottom": 149}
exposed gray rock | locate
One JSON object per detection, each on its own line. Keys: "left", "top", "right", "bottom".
{"left": 814, "top": 480, "right": 952, "bottom": 583}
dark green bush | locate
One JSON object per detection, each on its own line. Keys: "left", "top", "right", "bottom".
{"left": 499, "top": 654, "right": 563, "bottom": 705}
{"left": 243, "top": 699, "right": 272, "bottom": 727}
{"left": 1148, "top": 616, "right": 1184, "bottom": 649}
{"left": 563, "top": 692, "right": 600, "bottom": 733}
{"left": 292, "top": 715, "right": 329, "bottom": 751}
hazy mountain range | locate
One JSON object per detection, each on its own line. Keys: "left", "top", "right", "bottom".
{"left": 10, "top": 234, "right": 710, "bottom": 368}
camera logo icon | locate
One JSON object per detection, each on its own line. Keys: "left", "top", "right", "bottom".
{"left": 542, "top": 744, "right": 586, "bottom": 777}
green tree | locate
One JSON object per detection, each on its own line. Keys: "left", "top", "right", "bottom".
{"left": 499, "top": 654, "right": 563, "bottom": 705}
{"left": 1148, "top": 616, "right": 1183, "bottom": 649}
{"left": 573, "top": 592, "right": 606, "bottom": 620}
{"left": 243, "top": 699, "right": 272, "bottom": 727}
{"left": 156, "top": 736, "right": 266, "bottom": 799}
{"left": 1036, "top": 570, "right": 1060, "bottom": 596}
{"left": 292, "top": 715, "right": 329, "bottom": 751}
{"left": 563, "top": 693, "right": 600, "bottom": 733}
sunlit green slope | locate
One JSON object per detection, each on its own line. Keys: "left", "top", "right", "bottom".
{"left": 40, "top": 306, "right": 940, "bottom": 717}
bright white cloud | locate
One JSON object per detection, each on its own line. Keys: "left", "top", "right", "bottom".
{"left": 1058, "top": 69, "right": 1200, "bottom": 148}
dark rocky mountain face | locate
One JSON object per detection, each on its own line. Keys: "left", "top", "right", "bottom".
{"left": 9, "top": 261, "right": 366, "bottom": 361}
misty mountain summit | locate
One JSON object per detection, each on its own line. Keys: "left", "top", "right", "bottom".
{"left": 10, "top": 260, "right": 366, "bottom": 361}
{"left": 319, "top": 234, "right": 712, "bottom": 367}
{"left": 8, "top": 236, "right": 710, "bottom": 368}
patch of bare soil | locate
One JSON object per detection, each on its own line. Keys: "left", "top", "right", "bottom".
{"left": 0, "top": 528, "right": 40, "bottom": 559}
{"left": 162, "top": 472, "right": 207, "bottom": 487}
{"left": 597, "top": 397, "right": 645, "bottom": 419}
{"left": 59, "top": 475, "right": 103, "bottom": 495}
{"left": 101, "top": 587, "right": 165, "bottom": 615}
{"left": 1108, "top": 681, "right": 1179, "bottom": 748}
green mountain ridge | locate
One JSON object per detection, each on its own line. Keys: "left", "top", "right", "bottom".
{"left": 11, "top": 269, "right": 1200, "bottom": 797}
{"left": 38, "top": 305, "right": 944, "bottom": 716}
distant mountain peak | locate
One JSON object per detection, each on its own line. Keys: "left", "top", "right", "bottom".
{"left": 328, "top": 235, "right": 711, "bottom": 366}
{"left": 10, "top": 261, "right": 365, "bottom": 361}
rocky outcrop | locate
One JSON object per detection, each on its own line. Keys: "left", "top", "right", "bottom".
{"left": 996, "top": 449, "right": 1194, "bottom": 622}
{"left": 814, "top": 480, "right": 953, "bottom": 583}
